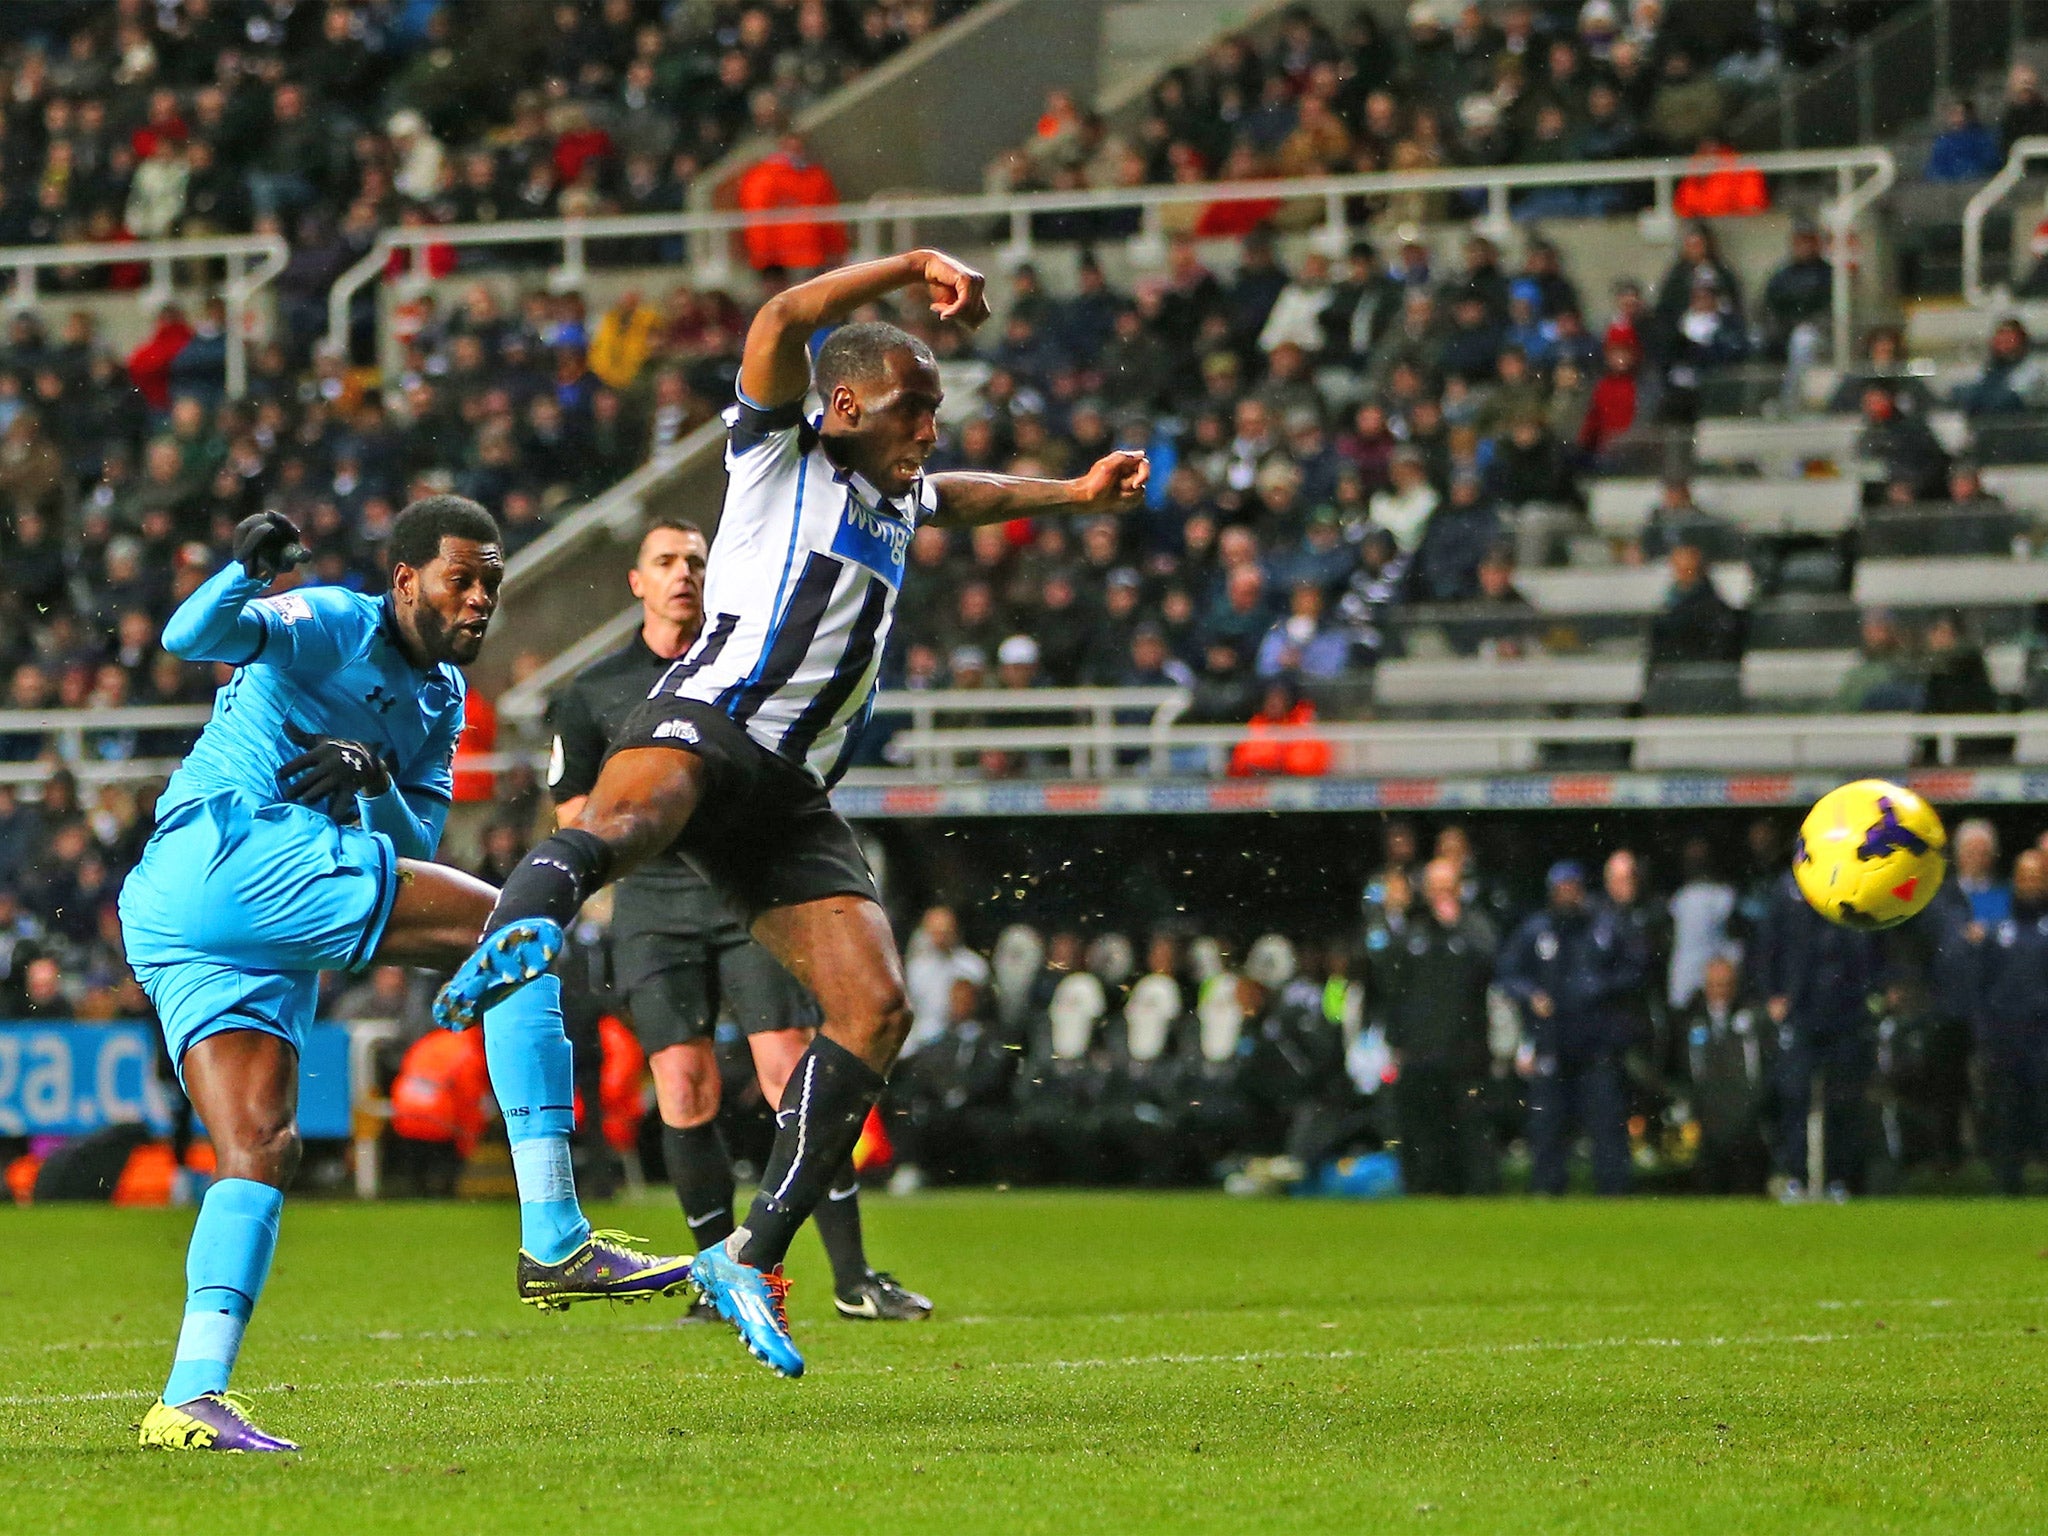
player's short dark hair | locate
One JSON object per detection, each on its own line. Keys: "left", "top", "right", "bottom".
{"left": 390, "top": 494, "right": 501, "bottom": 572}
{"left": 814, "top": 320, "right": 933, "bottom": 396}
{"left": 637, "top": 514, "right": 707, "bottom": 560}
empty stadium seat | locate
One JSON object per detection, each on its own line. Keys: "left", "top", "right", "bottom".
{"left": 1860, "top": 504, "right": 2027, "bottom": 558}
{"left": 1853, "top": 557, "right": 2048, "bottom": 607}
{"left": 1641, "top": 663, "right": 1744, "bottom": 715}
{"left": 1371, "top": 656, "right": 1645, "bottom": 711}
{"left": 1515, "top": 564, "right": 1754, "bottom": 615}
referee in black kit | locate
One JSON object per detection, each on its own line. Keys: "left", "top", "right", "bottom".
{"left": 547, "top": 515, "right": 931, "bottom": 1320}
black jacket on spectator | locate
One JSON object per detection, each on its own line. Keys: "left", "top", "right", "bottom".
{"left": 1375, "top": 908, "right": 1497, "bottom": 1075}
{"left": 1668, "top": 994, "right": 1775, "bottom": 1145}
{"left": 1976, "top": 900, "right": 2048, "bottom": 1051}
{"left": 1754, "top": 873, "right": 1885, "bottom": 1041}
{"left": 1921, "top": 643, "right": 1999, "bottom": 714}
{"left": 1649, "top": 573, "right": 1746, "bottom": 665}
{"left": 1498, "top": 900, "right": 1649, "bottom": 1059}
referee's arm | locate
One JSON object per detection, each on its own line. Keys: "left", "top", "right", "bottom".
{"left": 738, "top": 248, "right": 990, "bottom": 406}
{"left": 547, "top": 685, "right": 608, "bottom": 829}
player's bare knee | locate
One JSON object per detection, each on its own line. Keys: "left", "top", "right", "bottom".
{"left": 839, "top": 979, "right": 912, "bottom": 1058}
{"left": 226, "top": 1117, "right": 301, "bottom": 1186}
{"left": 651, "top": 1043, "right": 720, "bottom": 1126}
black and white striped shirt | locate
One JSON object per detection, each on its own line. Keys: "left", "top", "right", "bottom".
{"left": 655, "top": 395, "right": 935, "bottom": 785}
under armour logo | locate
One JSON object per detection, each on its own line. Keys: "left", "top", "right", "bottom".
{"left": 366, "top": 686, "right": 398, "bottom": 715}
{"left": 1857, "top": 798, "right": 1930, "bottom": 861}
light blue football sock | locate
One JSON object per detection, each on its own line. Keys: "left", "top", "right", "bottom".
{"left": 483, "top": 975, "right": 590, "bottom": 1264}
{"left": 163, "top": 1177, "right": 282, "bottom": 1406}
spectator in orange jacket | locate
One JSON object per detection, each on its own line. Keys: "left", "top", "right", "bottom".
{"left": 597, "top": 1015, "right": 647, "bottom": 1156}
{"left": 1673, "top": 140, "right": 1768, "bottom": 220}
{"left": 389, "top": 1027, "right": 491, "bottom": 1196}
{"left": 1229, "top": 681, "right": 1332, "bottom": 777}
{"left": 452, "top": 687, "right": 497, "bottom": 803}
{"left": 736, "top": 133, "right": 848, "bottom": 273}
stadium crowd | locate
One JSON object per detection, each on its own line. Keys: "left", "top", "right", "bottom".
{"left": 994, "top": 1, "right": 1907, "bottom": 215}
{"left": 0, "top": 0, "right": 971, "bottom": 260}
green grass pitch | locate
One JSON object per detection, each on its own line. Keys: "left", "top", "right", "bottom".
{"left": 4, "top": 1193, "right": 2047, "bottom": 1533}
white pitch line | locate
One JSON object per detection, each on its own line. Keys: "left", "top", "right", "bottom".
{"left": 3, "top": 1327, "right": 2036, "bottom": 1410}
{"left": 12, "top": 1293, "right": 2041, "bottom": 1361}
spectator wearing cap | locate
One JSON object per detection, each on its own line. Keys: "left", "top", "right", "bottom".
{"left": 1498, "top": 859, "right": 1646, "bottom": 1196}
{"left": 996, "top": 635, "right": 1042, "bottom": 690}
{"left": 947, "top": 645, "right": 990, "bottom": 690}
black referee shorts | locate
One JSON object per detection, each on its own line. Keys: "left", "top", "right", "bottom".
{"left": 605, "top": 696, "right": 880, "bottom": 922}
{"left": 616, "top": 928, "right": 822, "bottom": 1054}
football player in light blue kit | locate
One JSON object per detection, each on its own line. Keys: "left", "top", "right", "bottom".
{"left": 122, "top": 498, "right": 691, "bottom": 1454}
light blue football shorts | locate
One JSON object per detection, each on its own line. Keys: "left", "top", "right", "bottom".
{"left": 118, "top": 791, "right": 400, "bottom": 1078}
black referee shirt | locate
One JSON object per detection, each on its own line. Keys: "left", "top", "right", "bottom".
{"left": 546, "top": 630, "right": 731, "bottom": 932}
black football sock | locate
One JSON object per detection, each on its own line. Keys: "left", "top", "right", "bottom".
{"left": 810, "top": 1156, "right": 870, "bottom": 1294}
{"left": 662, "top": 1121, "right": 735, "bottom": 1250}
{"left": 733, "top": 1036, "right": 884, "bottom": 1272}
{"left": 485, "top": 829, "right": 614, "bottom": 930}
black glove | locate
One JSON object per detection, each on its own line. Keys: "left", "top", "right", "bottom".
{"left": 277, "top": 723, "right": 389, "bottom": 813}
{"left": 233, "top": 511, "right": 310, "bottom": 583}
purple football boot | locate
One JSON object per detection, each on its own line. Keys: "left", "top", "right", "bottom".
{"left": 517, "top": 1229, "right": 696, "bottom": 1311}
{"left": 138, "top": 1393, "right": 300, "bottom": 1452}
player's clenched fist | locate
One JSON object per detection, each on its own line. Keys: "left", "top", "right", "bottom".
{"left": 277, "top": 722, "right": 389, "bottom": 813}
{"left": 917, "top": 249, "right": 988, "bottom": 329}
{"left": 1072, "top": 450, "right": 1151, "bottom": 515}
{"left": 233, "top": 511, "right": 310, "bottom": 583}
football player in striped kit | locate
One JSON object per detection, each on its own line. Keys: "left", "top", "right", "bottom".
{"left": 436, "top": 248, "right": 1147, "bottom": 1376}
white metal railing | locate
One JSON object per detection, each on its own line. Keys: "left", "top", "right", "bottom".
{"left": 326, "top": 145, "right": 1895, "bottom": 365}
{"left": 0, "top": 704, "right": 211, "bottom": 786}
{"left": 874, "top": 709, "right": 2041, "bottom": 780}
{"left": 0, "top": 234, "right": 289, "bottom": 397}
{"left": 1962, "top": 136, "right": 2048, "bottom": 307}
{"left": 4, "top": 699, "right": 2041, "bottom": 791}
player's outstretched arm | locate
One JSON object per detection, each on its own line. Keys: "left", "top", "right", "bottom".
{"left": 928, "top": 450, "right": 1150, "bottom": 529}
{"left": 738, "top": 248, "right": 989, "bottom": 408}
{"left": 163, "top": 513, "right": 313, "bottom": 664}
